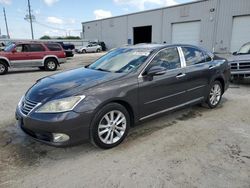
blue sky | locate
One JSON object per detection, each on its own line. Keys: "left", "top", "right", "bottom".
{"left": 0, "top": 0, "right": 193, "bottom": 39}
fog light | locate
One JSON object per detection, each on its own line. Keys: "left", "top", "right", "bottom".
{"left": 52, "top": 133, "right": 70, "bottom": 143}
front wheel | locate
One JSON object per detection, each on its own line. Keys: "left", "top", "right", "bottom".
{"left": 206, "top": 81, "right": 223, "bottom": 108}
{"left": 91, "top": 103, "right": 130, "bottom": 149}
{"left": 44, "top": 58, "right": 58, "bottom": 71}
{"left": 0, "top": 62, "right": 8, "bottom": 75}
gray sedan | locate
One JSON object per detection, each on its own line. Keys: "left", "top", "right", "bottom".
{"left": 16, "top": 44, "right": 230, "bottom": 149}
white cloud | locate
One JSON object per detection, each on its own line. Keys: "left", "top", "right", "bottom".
{"left": 47, "top": 16, "right": 64, "bottom": 24}
{"left": 114, "top": 0, "right": 178, "bottom": 10}
{"left": 0, "top": 0, "right": 11, "bottom": 5}
{"left": 43, "top": 0, "right": 59, "bottom": 6}
{"left": 94, "top": 9, "right": 112, "bottom": 20}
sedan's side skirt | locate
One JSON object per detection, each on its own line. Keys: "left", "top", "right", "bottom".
{"left": 139, "top": 97, "right": 204, "bottom": 121}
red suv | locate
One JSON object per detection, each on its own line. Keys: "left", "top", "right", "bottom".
{"left": 0, "top": 42, "right": 66, "bottom": 75}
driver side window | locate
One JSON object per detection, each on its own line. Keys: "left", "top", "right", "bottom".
{"left": 148, "top": 47, "right": 181, "bottom": 70}
{"left": 15, "top": 44, "right": 29, "bottom": 52}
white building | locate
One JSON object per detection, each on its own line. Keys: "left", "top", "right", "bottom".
{"left": 82, "top": 0, "right": 250, "bottom": 53}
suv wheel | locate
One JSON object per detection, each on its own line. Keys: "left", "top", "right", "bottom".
{"left": 206, "top": 81, "right": 222, "bottom": 108}
{"left": 0, "top": 61, "right": 8, "bottom": 75}
{"left": 96, "top": 49, "right": 101, "bottom": 53}
{"left": 91, "top": 103, "right": 130, "bottom": 149}
{"left": 44, "top": 58, "right": 57, "bottom": 71}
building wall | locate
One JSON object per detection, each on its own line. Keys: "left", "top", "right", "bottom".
{"left": 127, "top": 10, "right": 163, "bottom": 44}
{"left": 82, "top": 0, "right": 250, "bottom": 53}
{"left": 215, "top": 0, "right": 250, "bottom": 53}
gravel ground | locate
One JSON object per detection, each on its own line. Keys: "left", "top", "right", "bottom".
{"left": 0, "top": 53, "right": 249, "bottom": 188}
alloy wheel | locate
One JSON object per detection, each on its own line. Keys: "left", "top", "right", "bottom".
{"left": 98, "top": 110, "right": 127, "bottom": 145}
{"left": 209, "top": 83, "right": 222, "bottom": 106}
{"left": 47, "top": 61, "right": 56, "bottom": 70}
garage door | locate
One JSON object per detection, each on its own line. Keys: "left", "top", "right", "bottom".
{"left": 231, "top": 16, "right": 250, "bottom": 52}
{"left": 172, "top": 21, "right": 201, "bottom": 45}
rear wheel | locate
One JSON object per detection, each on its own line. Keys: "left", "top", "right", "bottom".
{"left": 44, "top": 58, "right": 57, "bottom": 71}
{"left": 0, "top": 61, "right": 8, "bottom": 75}
{"left": 82, "top": 49, "right": 86, "bottom": 54}
{"left": 91, "top": 103, "right": 130, "bottom": 149}
{"left": 206, "top": 81, "right": 223, "bottom": 108}
{"left": 96, "top": 49, "right": 101, "bottom": 53}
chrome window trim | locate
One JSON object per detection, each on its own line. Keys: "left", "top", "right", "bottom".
{"left": 138, "top": 46, "right": 184, "bottom": 78}
{"left": 180, "top": 46, "right": 214, "bottom": 68}
{"left": 177, "top": 46, "right": 186, "bottom": 67}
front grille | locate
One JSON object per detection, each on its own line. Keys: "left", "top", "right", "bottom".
{"left": 21, "top": 98, "right": 39, "bottom": 115}
{"left": 230, "top": 62, "right": 250, "bottom": 71}
{"left": 230, "top": 63, "right": 237, "bottom": 70}
{"left": 239, "top": 62, "right": 250, "bottom": 70}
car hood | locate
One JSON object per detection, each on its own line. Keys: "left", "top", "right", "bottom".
{"left": 26, "top": 68, "right": 123, "bottom": 102}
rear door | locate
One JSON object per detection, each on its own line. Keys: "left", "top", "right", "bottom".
{"left": 180, "top": 46, "right": 214, "bottom": 101}
{"left": 138, "top": 47, "right": 188, "bottom": 119}
{"left": 26, "top": 44, "right": 46, "bottom": 66}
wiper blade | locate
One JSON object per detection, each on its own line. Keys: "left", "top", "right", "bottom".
{"left": 96, "top": 68, "right": 110, "bottom": 72}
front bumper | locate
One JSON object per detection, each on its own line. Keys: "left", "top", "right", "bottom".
{"left": 15, "top": 106, "right": 92, "bottom": 147}
{"left": 230, "top": 70, "right": 250, "bottom": 77}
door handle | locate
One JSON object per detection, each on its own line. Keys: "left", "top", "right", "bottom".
{"left": 209, "top": 65, "right": 216, "bottom": 70}
{"left": 176, "top": 73, "right": 186, "bottom": 79}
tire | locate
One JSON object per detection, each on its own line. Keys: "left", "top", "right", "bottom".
{"left": 90, "top": 103, "right": 130, "bottom": 149}
{"left": 0, "top": 61, "right": 8, "bottom": 75}
{"left": 44, "top": 58, "right": 58, "bottom": 71}
{"left": 82, "top": 49, "right": 86, "bottom": 54}
{"left": 206, "top": 81, "right": 223, "bottom": 109}
{"left": 96, "top": 49, "right": 101, "bottom": 53}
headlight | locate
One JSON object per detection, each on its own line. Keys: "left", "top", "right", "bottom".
{"left": 36, "top": 95, "right": 85, "bottom": 113}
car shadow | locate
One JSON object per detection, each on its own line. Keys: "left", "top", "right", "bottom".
{"left": 231, "top": 78, "right": 250, "bottom": 86}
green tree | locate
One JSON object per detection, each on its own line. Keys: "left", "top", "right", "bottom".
{"left": 40, "top": 35, "right": 51, "bottom": 40}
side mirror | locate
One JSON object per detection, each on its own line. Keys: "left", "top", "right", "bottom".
{"left": 146, "top": 66, "right": 167, "bottom": 77}
{"left": 232, "top": 51, "right": 237, "bottom": 55}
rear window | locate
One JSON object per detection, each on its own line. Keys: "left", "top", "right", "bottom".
{"left": 45, "top": 43, "right": 62, "bottom": 51}
{"left": 29, "top": 44, "right": 45, "bottom": 52}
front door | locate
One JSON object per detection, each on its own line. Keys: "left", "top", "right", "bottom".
{"left": 138, "top": 47, "right": 187, "bottom": 119}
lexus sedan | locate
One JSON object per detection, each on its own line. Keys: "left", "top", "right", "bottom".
{"left": 16, "top": 44, "right": 230, "bottom": 149}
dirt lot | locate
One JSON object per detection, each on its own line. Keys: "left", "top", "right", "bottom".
{"left": 0, "top": 53, "right": 250, "bottom": 188}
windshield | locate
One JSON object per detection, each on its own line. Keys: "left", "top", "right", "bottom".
{"left": 88, "top": 48, "right": 151, "bottom": 73}
{"left": 4, "top": 43, "right": 15, "bottom": 52}
{"left": 238, "top": 43, "right": 250, "bottom": 54}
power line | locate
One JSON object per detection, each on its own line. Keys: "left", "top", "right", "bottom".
{"left": 3, "top": 8, "right": 10, "bottom": 39}
{"left": 26, "top": 0, "right": 34, "bottom": 39}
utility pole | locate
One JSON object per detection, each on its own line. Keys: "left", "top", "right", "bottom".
{"left": 3, "top": 8, "right": 10, "bottom": 39}
{"left": 27, "top": 0, "right": 34, "bottom": 39}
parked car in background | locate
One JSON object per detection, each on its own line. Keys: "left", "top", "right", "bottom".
{"left": 56, "top": 42, "right": 75, "bottom": 57}
{"left": 228, "top": 42, "right": 250, "bottom": 80}
{"left": 16, "top": 44, "right": 230, "bottom": 149}
{"left": 0, "top": 42, "right": 66, "bottom": 75}
{"left": 77, "top": 43, "right": 102, "bottom": 53}
{"left": 89, "top": 41, "right": 106, "bottom": 51}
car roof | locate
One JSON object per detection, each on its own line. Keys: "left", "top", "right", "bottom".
{"left": 122, "top": 43, "right": 208, "bottom": 51}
